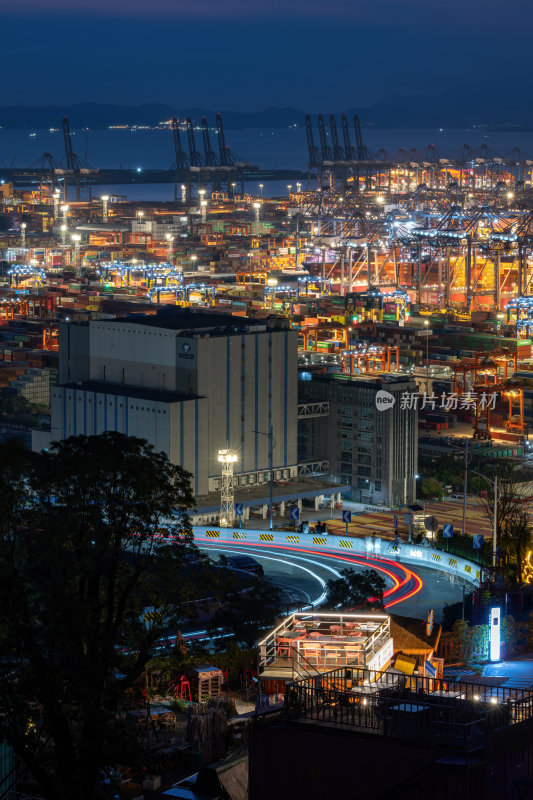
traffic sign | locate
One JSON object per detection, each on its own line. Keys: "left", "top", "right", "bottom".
{"left": 404, "top": 513, "right": 413, "bottom": 525}
{"left": 443, "top": 523, "right": 453, "bottom": 538}
{"left": 342, "top": 510, "right": 352, "bottom": 524}
{"left": 289, "top": 507, "right": 300, "bottom": 521}
{"left": 473, "top": 534, "right": 483, "bottom": 549}
{"left": 235, "top": 502, "right": 243, "bottom": 516}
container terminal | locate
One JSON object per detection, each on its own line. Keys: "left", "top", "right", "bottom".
{"left": 2, "top": 114, "right": 533, "bottom": 490}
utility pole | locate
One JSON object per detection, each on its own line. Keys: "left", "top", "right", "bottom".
{"left": 254, "top": 426, "right": 276, "bottom": 531}
{"left": 462, "top": 439, "right": 468, "bottom": 536}
{"left": 493, "top": 474, "right": 498, "bottom": 569}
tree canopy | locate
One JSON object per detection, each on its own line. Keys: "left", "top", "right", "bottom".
{"left": 326, "top": 568, "right": 386, "bottom": 611}
{"left": 0, "top": 433, "right": 203, "bottom": 800}
{"left": 207, "top": 573, "right": 282, "bottom": 648}
{"left": 477, "top": 462, "right": 531, "bottom": 579}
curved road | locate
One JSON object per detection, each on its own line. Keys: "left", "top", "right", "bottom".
{"left": 199, "top": 538, "right": 422, "bottom": 608}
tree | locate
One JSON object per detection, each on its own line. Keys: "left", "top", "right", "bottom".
{"left": 450, "top": 619, "right": 489, "bottom": 664}
{"left": 504, "top": 510, "right": 531, "bottom": 584}
{"left": 207, "top": 576, "right": 282, "bottom": 649}
{"left": 326, "top": 568, "right": 386, "bottom": 611}
{"left": 478, "top": 462, "right": 528, "bottom": 548}
{"left": 420, "top": 476, "right": 444, "bottom": 500}
{"left": 501, "top": 615, "right": 520, "bottom": 658}
{"left": 0, "top": 432, "right": 203, "bottom": 800}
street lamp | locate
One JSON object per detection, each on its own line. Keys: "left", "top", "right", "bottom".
{"left": 231, "top": 183, "right": 236, "bottom": 201}
{"left": 469, "top": 469, "right": 499, "bottom": 568}
{"left": 137, "top": 210, "right": 144, "bottom": 220}
{"left": 253, "top": 202, "right": 260, "bottom": 222}
{"left": 259, "top": 183, "right": 263, "bottom": 200}
{"left": 287, "top": 184, "right": 292, "bottom": 197}
{"left": 253, "top": 426, "right": 276, "bottom": 531}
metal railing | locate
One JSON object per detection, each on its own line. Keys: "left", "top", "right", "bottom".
{"left": 258, "top": 612, "right": 390, "bottom": 676}
{"left": 285, "top": 665, "right": 533, "bottom": 753}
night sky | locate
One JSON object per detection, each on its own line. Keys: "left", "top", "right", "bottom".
{"left": 2, "top": 0, "right": 533, "bottom": 112}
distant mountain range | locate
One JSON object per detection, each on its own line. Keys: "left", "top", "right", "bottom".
{"left": 0, "top": 94, "right": 532, "bottom": 130}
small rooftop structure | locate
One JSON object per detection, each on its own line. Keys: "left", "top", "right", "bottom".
{"left": 258, "top": 612, "right": 393, "bottom": 690}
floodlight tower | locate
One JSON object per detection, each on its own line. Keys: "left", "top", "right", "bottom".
{"left": 218, "top": 449, "right": 238, "bottom": 527}
{"left": 101, "top": 195, "right": 109, "bottom": 223}
{"left": 53, "top": 189, "right": 61, "bottom": 219}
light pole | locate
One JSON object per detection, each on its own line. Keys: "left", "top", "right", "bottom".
{"left": 101, "top": 195, "right": 109, "bottom": 223}
{"left": 254, "top": 425, "right": 276, "bottom": 531}
{"left": 165, "top": 233, "right": 174, "bottom": 262}
{"left": 61, "top": 204, "right": 69, "bottom": 227}
{"left": 20, "top": 222, "right": 26, "bottom": 254}
{"left": 231, "top": 183, "right": 236, "bottom": 201}
{"left": 200, "top": 199, "right": 207, "bottom": 222}
{"left": 71, "top": 233, "right": 81, "bottom": 273}
{"left": 259, "top": 183, "right": 263, "bottom": 200}
{"left": 253, "top": 202, "right": 260, "bottom": 223}
{"left": 60, "top": 224, "right": 67, "bottom": 246}
{"left": 469, "top": 469, "right": 499, "bottom": 568}
{"left": 53, "top": 189, "right": 60, "bottom": 219}
{"left": 424, "top": 318, "right": 430, "bottom": 392}
{"left": 217, "top": 449, "right": 238, "bottom": 528}
{"left": 442, "top": 439, "right": 470, "bottom": 538}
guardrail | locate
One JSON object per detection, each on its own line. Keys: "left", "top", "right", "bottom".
{"left": 192, "top": 527, "right": 481, "bottom": 586}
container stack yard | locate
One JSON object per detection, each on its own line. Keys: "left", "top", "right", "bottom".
{"left": 3, "top": 125, "right": 533, "bottom": 457}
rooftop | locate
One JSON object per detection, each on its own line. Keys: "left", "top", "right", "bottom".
{"left": 285, "top": 664, "right": 533, "bottom": 756}
{"left": 61, "top": 380, "right": 201, "bottom": 404}
{"left": 258, "top": 612, "right": 392, "bottom": 680}
{"left": 114, "top": 307, "right": 290, "bottom": 335}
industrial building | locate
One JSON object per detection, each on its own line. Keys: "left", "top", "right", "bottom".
{"left": 298, "top": 372, "right": 418, "bottom": 506}
{"left": 39, "top": 308, "right": 298, "bottom": 498}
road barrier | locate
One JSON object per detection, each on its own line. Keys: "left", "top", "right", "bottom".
{"left": 193, "top": 527, "right": 481, "bottom": 586}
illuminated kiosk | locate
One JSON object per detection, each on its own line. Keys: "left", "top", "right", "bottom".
{"left": 258, "top": 612, "right": 393, "bottom": 695}
{"left": 490, "top": 607, "right": 501, "bottom": 662}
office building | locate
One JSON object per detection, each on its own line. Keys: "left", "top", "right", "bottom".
{"left": 298, "top": 372, "right": 418, "bottom": 506}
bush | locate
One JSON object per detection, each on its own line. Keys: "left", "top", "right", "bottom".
{"left": 450, "top": 619, "right": 489, "bottom": 663}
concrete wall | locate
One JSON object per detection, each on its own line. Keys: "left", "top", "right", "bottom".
{"left": 53, "top": 319, "right": 298, "bottom": 497}
{"left": 59, "top": 322, "right": 90, "bottom": 384}
{"left": 197, "top": 329, "right": 298, "bottom": 478}
{"left": 89, "top": 322, "right": 180, "bottom": 389}
{"left": 49, "top": 385, "right": 209, "bottom": 494}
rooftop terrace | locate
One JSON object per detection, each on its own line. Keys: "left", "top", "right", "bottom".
{"left": 285, "top": 665, "right": 533, "bottom": 757}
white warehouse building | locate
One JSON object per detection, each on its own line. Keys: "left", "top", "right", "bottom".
{"left": 36, "top": 309, "right": 298, "bottom": 498}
